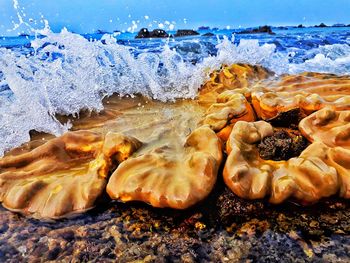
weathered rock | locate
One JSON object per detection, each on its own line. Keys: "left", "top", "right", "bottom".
{"left": 0, "top": 131, "right": 141, "bottom": 219}
{"left": 237, "top": 25, "right": 275, "bottom": 35}
{"left": 135, "top": 28, "right": 169, "bottom": 39}
{"left": 224, "top": 120, "right": 350, "bottom": 204}
{"left": 107, "top": 126, "right": 223, "bottom": 209}
{"left": 315, "top": 23, "right": 327, "bottom": 27}
{"left": 174, "top": 29, "right": 200, "bottom": 37}
{"left": 299, "top": 107, "right": 350, "bottom": 149}
{"left": 202, "top": 32, "right": 215, "bottom": 37}
{"left": 251, "top": 73, "right": 350, "bottom": 120}
{"left": 258, "top": 130, "right": 309, "bottom": 161}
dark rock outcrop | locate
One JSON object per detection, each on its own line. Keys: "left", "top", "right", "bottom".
{"left": 297, "top": 24, "right": 304, "bottom": 28}
{"left": 315, "top": 23, "right": 327, "bottom": 28}
{"left": 198, "top": 26, "right": 210, "bottom": 30}
{"left": 257, "top": 130, "right": 309, "bottom": 161}
{"left": 202, "top": 32, "right": 215, "bottom": 37}
{"left": 237, "top": 25, "right": 275, "bottom": 35}
{"left": 135, "top": 28, "right": 169, "bottom": 39}
{"left": 174, "top": 29, "right": 200, "bottom": 37}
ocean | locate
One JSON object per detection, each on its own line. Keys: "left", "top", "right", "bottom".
{"left": 0, "top": 26, "right": 349, "bottom": 156}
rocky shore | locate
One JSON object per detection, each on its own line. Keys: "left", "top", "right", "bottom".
{"left": 1, "top": 64, "right": 350, "bottom": 262}
{"left": 0, "top": 181, "right": 349, "bottom": 262}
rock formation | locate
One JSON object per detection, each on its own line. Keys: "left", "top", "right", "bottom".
{"left": 1, "top": 63, "right": 350, "bottom": 219}
{"left": 135, "top": 28, "right": 169, "bottom": 39}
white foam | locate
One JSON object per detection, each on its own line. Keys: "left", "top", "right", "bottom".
{"left": 1, "top": 29, "right": 350, "bottom": 156}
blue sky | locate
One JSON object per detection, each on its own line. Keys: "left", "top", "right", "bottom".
{"left": 0, "top": 0, "right": 350, "bottom": 36}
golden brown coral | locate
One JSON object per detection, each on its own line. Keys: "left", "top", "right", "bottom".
{"left": 2, "top": 63, "right": 350, "bottom": 219}
{"left": 223, "top": 120, "right": 349, "bottom": 204}
{"left": 0, "top": 131, "right": 141, "bottom": 219}
{"left": 106, "top": 126, "right": 222, "bottom": 209}
{"left": 201, "top": 91, "right": 256, "bottom": 141}
{"left": 199, "top": 63, "right": 271, "bottom": 105}
{"left": 251, "top": 73, "right": 350, "bottom": 120}
{"left": 299, "top": 107, "right": 350, "bottom": 149}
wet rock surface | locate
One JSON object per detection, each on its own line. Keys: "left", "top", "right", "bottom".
{"left": 258, "top": 130, "right": 309, "bottom": 161}
{"left": 0, "top": 181, "right": 349, "bottom": 262}
{"left": 136, "top": 28, "right": 169, "bottom": 39}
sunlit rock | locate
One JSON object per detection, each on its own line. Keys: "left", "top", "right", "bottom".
{"left": 106, "top": 126, "right": 223, "bottom": 209}
{"left": 201, "top": 91, "right": 256, "bottom": 141}
{"left": 0, "top": 131, "right": 141, "bottom": 219}
{"left": 223, "top": 120, "right": 349, "bottom": 204}
{"left": 251, "top": 73, "right": 350, "bottom": 120}
{"left": 299, "top": 107, "right": 350, "bottom": 149}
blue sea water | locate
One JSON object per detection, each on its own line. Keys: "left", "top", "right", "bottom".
{"left": 0, "top": 26, "right": 349, "bottom": 155}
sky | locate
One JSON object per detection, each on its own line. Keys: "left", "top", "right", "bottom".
{"left": 0, "top": 0, "right": 350, "bottom": 36}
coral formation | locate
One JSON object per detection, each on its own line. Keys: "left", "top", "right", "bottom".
{"left": 1, "top": 64, "right": 350, "bottom": 219}
{"left": 223, "top": 121, "right": 341, "bottom": 204}
{"left": 251, "top": 73, "right": 350, "bottom": 120}
{"left": 107, "top": 126, "right": 223, "bottom": 209}
{"left": 299, "top": 107, "right": 350, "bottom": 149}
{"left": 0, "top": 131, "right": 141, "bottom": 219}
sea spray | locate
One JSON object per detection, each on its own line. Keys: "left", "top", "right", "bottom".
{"left": 0, "top": 28, "right": 292, "bottom": 156}
{"left": 1, "top": 10, "right": 350, "bottom": 155}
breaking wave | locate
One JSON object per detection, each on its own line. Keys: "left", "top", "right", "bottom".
{"left": 0, "top": 27, "right": 350, "bottom": 156}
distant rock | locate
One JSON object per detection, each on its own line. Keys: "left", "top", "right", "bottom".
{"left": 174, "top": 29, "right": 200, "bottom": 37}
{"left": 277, "top": 26, "right": 288, "bottom": 30}
{"left": 202, "top": 32, "right": 215, "bottom": 37}
{"left": 212, "top": 27, "right": 219, "bottom": 31}
{"left": 96, "top": 30, "right": 109, "bottom": 34}
{"left": 297, "top": 24, "right": 304, "bottom": 28}
{"left": 315, "top": 23, "right": 327, "bottom": 28}
{"left": 332, "top": 23, "right": 346, "bottom": 27}
{"left": 237, "top": 25, "right": 275, "bottom": 35}
{"left": 198, "top": 26, "right": 210, "bottom": 30}
{"left": 135, "top": 28, "right": 169, "bottom": 39}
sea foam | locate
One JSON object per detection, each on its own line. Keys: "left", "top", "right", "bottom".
{"left": 1, "top": 28, "right": 350, "bottom": 156}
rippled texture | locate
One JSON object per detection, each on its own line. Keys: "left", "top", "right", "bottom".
{"left": 107, "top": 126, "right": 222, "bottom": 209}
{"left": 0, "top": 131, "right": 142, "bottom": 219}
{"left": 1, "top": 61, "right": 350, "bottom": 221}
